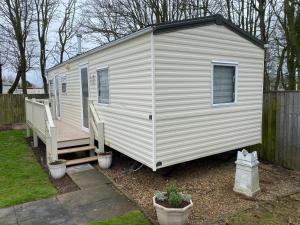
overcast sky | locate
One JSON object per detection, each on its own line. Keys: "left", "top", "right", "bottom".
{"left": 2, "top": 0, "right": 98, "bottom": 88}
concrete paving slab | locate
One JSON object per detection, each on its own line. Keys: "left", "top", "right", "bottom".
{"left": 67, "top": 164, "right": 94, "bottom": 175}
{"left": 14, "top": 197, "right": 74, "bottom": 225}
{"left": 68, "top": 169, "right": 111, "bottom": 189}
{"left": 84, "top": 195, "right": 137, "bottom": 221}
{"left": 57, "top": 185, "right": 120, "bottom": 208}
{"left": 0, "top": 167, "right": 138, "bottom": 225}
{"left": 63, "top": 193, "right": 137, "bottom": 224}
{"left": 0, "top": 207, "right": 17, "bottom": 225}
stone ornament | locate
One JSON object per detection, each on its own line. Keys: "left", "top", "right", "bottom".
{"left": 233, "top": 149, "right": 260, "bottom": 197}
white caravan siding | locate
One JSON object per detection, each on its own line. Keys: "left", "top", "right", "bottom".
{"left": 48, "top": 33, "right": 154, "bottom": 168}
{"left": 154, "top": 24, "right": 264, "bottom": 168}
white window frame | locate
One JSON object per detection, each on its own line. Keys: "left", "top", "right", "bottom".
{"left": 48, "top": 78, "right": 55, "bottom": 98}
{"left": 211, "top": 60, "right": 239, "bottom": 106}
{"left": 61, "top": 75, "right": 67, "bottom": 95}
{"left": 96, "top": 65, "right": 110, "bottom": 105}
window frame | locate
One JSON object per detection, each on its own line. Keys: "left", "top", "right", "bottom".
{"left": 61, "top": 75, "right": 67, "bottom": 94}
{"left": 211, "top": 60, "right": 239, "bottom": 107}
{"left": 48, "top": 78, "right": 55, "bottom": 98}
{"left": 96, "top": 66, "right": 110, "bottom": 105}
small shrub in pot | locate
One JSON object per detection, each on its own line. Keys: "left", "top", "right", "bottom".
{"left": 153, "top": 183, "right": 193, "bottom": 225}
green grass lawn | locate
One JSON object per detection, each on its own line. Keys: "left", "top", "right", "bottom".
{"left": 0, "top": 130, "right": 56, "bottom": 208}
{"left": 88, "top": 210, "right": 150, "bottom": 225}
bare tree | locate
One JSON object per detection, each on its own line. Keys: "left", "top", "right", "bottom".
{"left": 0, "top": 0, "right": 34, "bottom": 94}
{"left": 57, "top": 0, "right": 77, "bottom": 63}
{"left": 35, "top": 0, "right": 58, "bottom": 94}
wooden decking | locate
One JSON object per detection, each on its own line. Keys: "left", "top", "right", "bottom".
{"left": 25, "top": 98, "right": 98, "bottom": 166}
{"left": 54, "top": 120, "right": 89, "bottom": 142}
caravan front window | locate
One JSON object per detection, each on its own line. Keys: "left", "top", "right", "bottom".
{"left": 212, "top": 62, "right": 238, "bottom": 105}
{"left": 97, "top": 68, "right": 109, "bottom": 104}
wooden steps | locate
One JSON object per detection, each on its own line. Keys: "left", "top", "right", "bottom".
{"left": 66, "top": 156, "right": 98, "bottom": 166}
{"left": 58, "top": 145, "right": 97, "bottom": 166}
{"left": 58, "top": 146, "right": 95, "bottom": 155}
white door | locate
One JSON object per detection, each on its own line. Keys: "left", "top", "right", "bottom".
{"left": 80, "top": 67, "right": 89, "bottom": 130}
{"left": 55, "top": 76, "right": 61, "bottom": 119}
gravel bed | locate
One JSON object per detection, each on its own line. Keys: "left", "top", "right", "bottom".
{"left": 98, "top": 151, "right": 300, "bottom": 225}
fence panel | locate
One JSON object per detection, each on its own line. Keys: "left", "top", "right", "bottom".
{"left": 0, "top": 94, "right": 48, "bottom": 126}
{"left": 249, "top": 91, "right": 300, "bottom": 171}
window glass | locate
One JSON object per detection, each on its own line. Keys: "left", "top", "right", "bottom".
{"left": 61, "top": 76, "right": 67, "bottom": 94}
{"left": 97, "top": 68, "right": 109, "bottom": 104}
{"left": 213, "top": 65, "right": 236, "bottom": 104}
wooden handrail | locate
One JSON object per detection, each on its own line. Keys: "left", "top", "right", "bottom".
{"left": 25, "top": 97, "right": 58, "bottom": 163}
{"left": 88, "top": 100, "right": 104, "bottom": 152}
{"left": 44, "top": 100, "right": 55, "bottom": 129}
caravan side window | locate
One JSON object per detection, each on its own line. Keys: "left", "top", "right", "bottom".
{"left": 49, "top": 79, "right": 55, "bottom": 98}
{"left": 61, "top": 76, "right": 67, "bottom": 94}
{"left": 212, "top": 62, "right": 237, "bottom": 105}
{"left": 97, "top": 68, "right": 109, "bottom": 104}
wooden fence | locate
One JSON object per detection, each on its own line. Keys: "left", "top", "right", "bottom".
{"left": 0, "top": 94, "right": 48, "bottom": 126}
{"left": 249, "top": 91, "right": 300, "bottom": 171}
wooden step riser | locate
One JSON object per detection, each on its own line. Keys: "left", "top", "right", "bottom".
{"left": 58, "top": 138, "right": 90, "bottom": 149}
{"left": 58, "top": 146, "right": 96, "bottom": 155}
{"left": 65, "top": 156, "right": 98, "bottom": 166}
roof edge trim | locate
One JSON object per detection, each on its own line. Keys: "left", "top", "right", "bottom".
{"left": 152, "top": 14, "right": 265, "bottom": 49}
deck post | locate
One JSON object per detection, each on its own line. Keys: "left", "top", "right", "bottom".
{"left": 44, "top": 99, "right": 58, "bottom": 163}
{"left": 88, "top": 100, "right": 96, "bottom": 156}
{"left": 97, "top": 121, "right": 104, "bottom": 152}
{"left": 50, "top": 126, "right": 58, "bottom": 162}
{"left": 26, "top": 125, "right": 31, "bottom": 138}
{"left": 31, "top": 98, "right": 36, "bottom": 127}
{"left": 33, "top": 130, "right": 38, "bottom": 147}
{"left": 88, "top": 100, "right": 95, "bottom": 146}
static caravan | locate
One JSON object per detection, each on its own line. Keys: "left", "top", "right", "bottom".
{"left": 42, "top": 15, "right": 264, "bottom": 171}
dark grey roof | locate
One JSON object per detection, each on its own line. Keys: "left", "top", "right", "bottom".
{"left": 152, "top": 14, "right": 264, "bottom": 49}
{"left": 47, "top": 14, "right": 264, "bottom": 72}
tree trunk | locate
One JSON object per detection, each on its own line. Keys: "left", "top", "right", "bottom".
{"left": 274, "top": 47, "right": 286, "bottom": 90}
{"left": 0, "top": 64, "right": 2, "bottom": 94}
{"left": 8, "top": 70, "right": 21, "bottom": 93}
{"left": 20, "top": 52, "right": 27, "bottom": 94}
{"left": 59, "top": 44, "right": 65, "bottom": 63}
{"left": 40, "top": 43, "right": 48, "bottom": 94}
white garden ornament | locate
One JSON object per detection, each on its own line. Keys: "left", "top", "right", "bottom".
{"left": 233, "top": 149, "right": 260, "bottom": 197}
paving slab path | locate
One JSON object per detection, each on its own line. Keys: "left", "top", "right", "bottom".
{"left": 0, "top": 165, "right": 137, "bottom": 225}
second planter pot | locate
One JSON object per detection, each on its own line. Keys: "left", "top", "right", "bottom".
{"left": 97, "top": 151, "right": 112, "bottom": 169}
{"left": 49, "top": 160, "right": 66, "bottom": 179}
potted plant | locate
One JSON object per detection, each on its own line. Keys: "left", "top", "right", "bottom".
{"left": 153, "top": 183, "right": 193, "bottom": 225}
{"left": 96, "top": 149, "right": 112, "bottom": 169}
{"left": 49, "top": 159, "right": 66, "bottom": 179}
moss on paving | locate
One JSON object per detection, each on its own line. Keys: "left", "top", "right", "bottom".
{"left": 0, "top": 130, "right": 56, "bottom": 208}
{"left": 215, "top": 193, "right": 300, "bottom": 225}
{"left": 88, "top": 210, "right": 150, "bottom": 225}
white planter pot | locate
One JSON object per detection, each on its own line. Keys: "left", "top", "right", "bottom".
{"left": 98, "top": 152, "right": 112, "bottom": 169}
{"left": 153, "top": 196, "right": 193, "bottom": 225}
{"left": 49, "top": 160, "right": 66, "bottom": 179}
